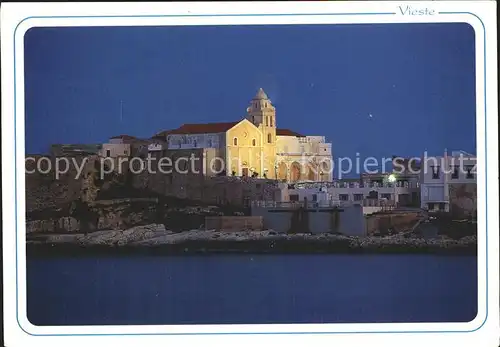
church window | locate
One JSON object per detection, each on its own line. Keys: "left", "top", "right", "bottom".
{"left": 267, "top": 133, "right": 272, "bottom": 143}
{"left": 265, "top": 116, "right": 268, "bottom": 126}
{"left": 233, "top": 137, "right": 238, "bottom": 146}
{"left": 270, "top": 117, "right": 273, "bottom": 127}
{"left": 252, "top": 139, "right": 256, "bottom": 146}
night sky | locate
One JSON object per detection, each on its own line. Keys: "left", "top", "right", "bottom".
{"left": 24, "top": 23, "right": 476, "bottom": 165}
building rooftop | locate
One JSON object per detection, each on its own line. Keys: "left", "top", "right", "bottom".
{"left": 276, "top": 129, "right": 305, "bottom": 137}
{"left": 165, "top": 122, "right": 240, "bottom": 135}
{"left": 156, "top": 121, "right": 305, "bottom": 138}
{"left": 450, "top": 150, "right": 475, "bottom": 157}
{"left": 253, "top": 88, "right": 269, "bottom": 100}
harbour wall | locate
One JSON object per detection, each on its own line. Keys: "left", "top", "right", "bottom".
{"left": 250, "top": 204, "right": 366, "bottom": 236}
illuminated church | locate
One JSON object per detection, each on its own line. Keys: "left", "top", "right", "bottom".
{"left": 156, "top": 88, "right": 333, "bottom": 182}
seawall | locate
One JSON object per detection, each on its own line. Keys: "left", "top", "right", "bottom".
{"left": 26, "top": 225, "right": 477, "bottom": 257}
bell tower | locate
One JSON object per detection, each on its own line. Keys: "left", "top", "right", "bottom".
{"left": 246, "top": 88, "right": 276, "bottom": 132}
{"left": 246, "top": 88, "right": 277, "bottom": 178}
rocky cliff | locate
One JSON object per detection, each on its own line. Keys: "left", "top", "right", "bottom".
{"left": 26, "top": 197, "right": 233, "bottom": 234}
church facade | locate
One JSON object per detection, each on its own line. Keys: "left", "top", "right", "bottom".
{"left": 156, "top": 88, "right": 333, "bottom": 182}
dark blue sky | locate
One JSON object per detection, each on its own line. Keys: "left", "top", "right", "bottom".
{"left": 25, "top": 23, "right": 476, "bottom": 160}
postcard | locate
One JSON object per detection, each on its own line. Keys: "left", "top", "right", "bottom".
{"left": 1, "top": 2, "right": 498, "bottom": 347}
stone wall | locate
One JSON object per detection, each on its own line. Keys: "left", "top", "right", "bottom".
{"left": 26, "top": 217, "right": 81, "bottom": 234}
{"left": 25, "top": 155, "right": 99, "bottom": 212}
{"left": 132, "top": 159, "right": 279, "bottom": 206}
{"left": 250, "top": 205, "right": 366, "bottom": 236}
{"left": 26, "top": 151, "right": 280, "bottom": 218}
{"left": 205, "top": 216, "right": 264, "bottom": 232}
{"left": 365, "top": 212, "right": 420, "bottom": 235}
{"left": 26, "top": 199, "right": 159, "bottom": 234}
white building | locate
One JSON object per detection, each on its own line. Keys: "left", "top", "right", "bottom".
{"left": 278, "top": 180, "right": 418, "bottom": 202}
{"left": 275, "top": 134, "right": 333, "bottom": 182}
{"left": 100, "top": 135, "right": 134, "bottom": 158}
{"left": 420, "top": 150, "right": 477, "bottom": 212}
{"left": 271, "top": 156, "right": 422, "bottom": 211}
{"left": 328, "top": 180, "right": 419, "bottom": 206}
{"left": 100, "top": 135, "right": 169, "bottom": 159}
{"left": 268, "top": 182, "right": 401, "bottom": 215}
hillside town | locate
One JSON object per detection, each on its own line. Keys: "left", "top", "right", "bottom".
{"left": 25, "top": 88, "right": 477, "bottom": 254}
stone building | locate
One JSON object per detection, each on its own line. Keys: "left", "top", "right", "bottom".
{"left": 100, "top": 134, "right": 135, "bottom": 157}
{"left": 154, "top": 88, "right": 333, "bottom": 182}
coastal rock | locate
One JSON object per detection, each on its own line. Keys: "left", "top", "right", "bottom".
{"left": 26, "top": 217, "right": 80, "bottom": 234}
{"left": 27, "top": 223, "right": 477, "bottom": 255}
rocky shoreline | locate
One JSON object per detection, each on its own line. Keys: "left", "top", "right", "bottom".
{"left": 26, "top": 224, "right": 477, "bottom": 256}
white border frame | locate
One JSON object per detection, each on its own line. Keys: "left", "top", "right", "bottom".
{"left": 2, "top": 2, "right": 498, "bottom": 347}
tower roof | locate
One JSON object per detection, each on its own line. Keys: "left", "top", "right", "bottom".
{"left": 253, "top": 88, "right": 269, "bottom": 100}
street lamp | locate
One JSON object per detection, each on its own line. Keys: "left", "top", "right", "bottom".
{"left": 388, "top": 174, "right": 397, "bottom": 207}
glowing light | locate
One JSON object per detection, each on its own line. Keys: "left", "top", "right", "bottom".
{"left": 388, "top": 174, "right": 397, "bottom": 183}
